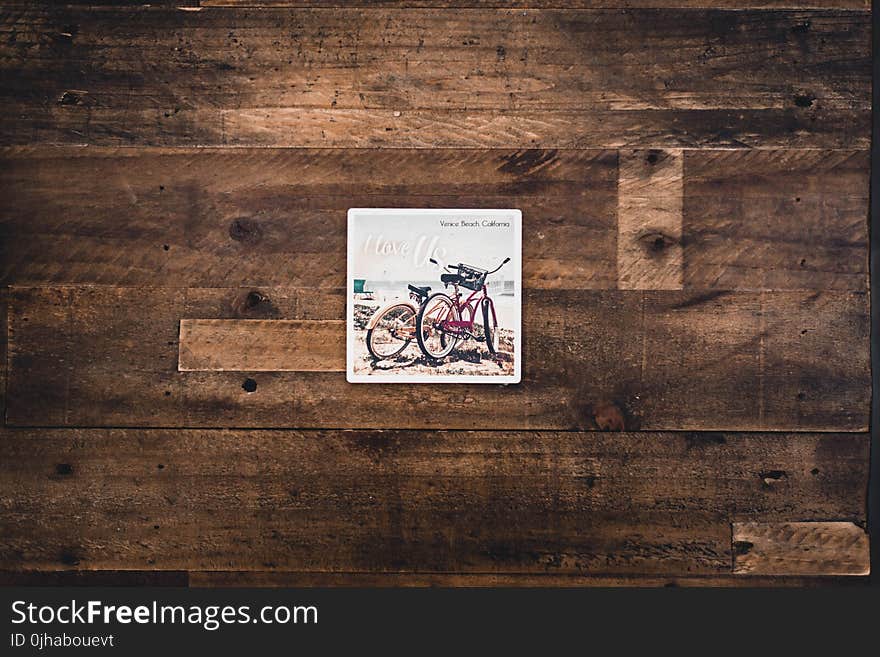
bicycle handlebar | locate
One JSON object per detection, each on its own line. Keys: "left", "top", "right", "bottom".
{"left": 430, "top": 257, "right": 509, "bottom": 274}
{"left": 486, "top": 257, "right": 511, "bottom": 275}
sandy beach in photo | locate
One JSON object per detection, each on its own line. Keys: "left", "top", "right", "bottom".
{"left": 351, "top": 302, "right": 516, "bottom": 377}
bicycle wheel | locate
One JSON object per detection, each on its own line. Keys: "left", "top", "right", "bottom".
{"left": 416, "top": 293, "right": 460, "bottom": 360}
{"left": 366, "top": 303, "right": 416, "bottom": 360}
{"left": 482, "top": 298, "right": 499, "bottom": 354}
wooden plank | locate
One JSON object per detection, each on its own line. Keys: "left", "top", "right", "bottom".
{"left": 0, "top": 147, "right": 867, "bottom": 292}
{"left": 179, "top": 319, "right": 346, "bottom": 372}
{"left": 0, "top": 147, "right": 617, "bottom": 290}
{"left": 683, "top": 150, "right": 869, "bottom": 290}
{"left": 0, "top": 428, "right": 868, "bottom": 574}
{"left": 189, "top": 572, "right": 869, "bottom": 587}
{"left": 0, "top": 8, "right": 868, "bottom": 149}
{"left": 732, "top": 522, "right": 870, "bottom": 575}
{"left": 202, "top": 1, "right": 871, "bottom": 8}
{"left": 618, "top": 149, "right": 684, "bottom": 290}
{"left": 5, "top": 286, "right": 869, "bottom": 430}
{"left": 0, "top": 571, "right": 189, "bottom": 586}
{"left": 0, "top": 286, "right": 7, "bottom": 421}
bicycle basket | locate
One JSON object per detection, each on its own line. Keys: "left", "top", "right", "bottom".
{"left": 456, "top": 263, "right": 488, "bottom": 291}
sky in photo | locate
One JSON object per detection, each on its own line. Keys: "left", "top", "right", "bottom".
{"left": 349, "top": 211, "right": 519, "bottom": 283}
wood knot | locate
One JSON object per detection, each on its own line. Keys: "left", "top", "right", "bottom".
{"left": 638, "top": 231, "right": 675, "bottom": 255}
{"left": 794, "top": 94, "right": 816, "bottom": 108}
{"left": 58, "top": 90, "right": 84, "bottom": 106}
{"left": 593, "top": 401, "right": 626, "bottom": 431}
{"left": 645, "top": 150, "right": 662, "bottom": 165}
{"left": 230, "top": 289, "right": 278, "bottom": 317}
{"left": 228, "top": 217, "right": 263, "bottom": 244}
{"left": 244, "top": 291, "right": 266, "bottom": 309}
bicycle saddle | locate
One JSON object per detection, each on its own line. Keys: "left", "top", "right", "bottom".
{"left": 441, "top": 273, "right": 462, "bottom": 285}
{"left": 408, "top": 284, "right": 431, "bottom": 297}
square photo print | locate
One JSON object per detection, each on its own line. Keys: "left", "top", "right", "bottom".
{"left": 347, "top": 208, "right": 522, "bottom": 383}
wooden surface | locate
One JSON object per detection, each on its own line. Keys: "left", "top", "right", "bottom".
{"left": 732, "top": 522, "right": 870, "bottom": 576}
{"left": 0, "top": 1, "right": 871, "bottom": 586}
{"left": 179, "top": 319, "right": 346, "bottom": 371}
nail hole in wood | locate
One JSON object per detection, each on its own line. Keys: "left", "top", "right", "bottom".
{"left": 59, "top": 549, "right": 80, "bottom": 566}
{"left": 733, "top": 540, "right": 753, "bottom": 556}
{"left": 242, "top": 378, "right": 258, "bottom": 393}
{"left": 229, "top": 217, "right": 263, "bottom": 244}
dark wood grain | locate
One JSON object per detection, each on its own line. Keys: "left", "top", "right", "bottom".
{"left": 0, "top": 570, "right": 190, "bottom": 586}
{"left": 188, "top": 572, "right": 869, "bottom": 587}
{"left": 5, "top": 286, "right": 869, "bottom": 430}
{"left": 0, "top": 428, "right": 867, "bottom": 574}
{"left": 0, "top": 7, "right": 868, "bottom": 148}
{"left": 684, "top": 150, "right": 869, "bottom": 290}
{"left": 203, "top": 2, "right": 870, "bottom": 8}
{"left": 0, "top": 147, "right": 867, "bottom": 291}
{"left": 0, "top": 147, "right": 617, "bottom": 289}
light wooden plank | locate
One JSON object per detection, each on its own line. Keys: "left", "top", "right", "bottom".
{"left": 732, "top": 521, "right": 870, "bottom": 575}
{"left": 618, "top": 149, "right": 684, "bottom": 289}
{"left": 0, "top": 428, "right": 868, "bottom": 574}
{"left": 179, "top": 319, "right": 345, "bottom": 372}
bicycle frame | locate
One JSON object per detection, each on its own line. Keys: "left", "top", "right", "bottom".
{"left": 439, "top": 283, "right": 496, "bottom": 337}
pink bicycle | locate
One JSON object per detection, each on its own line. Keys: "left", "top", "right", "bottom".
{"left": 415, "top": 257, "right": 510, "bottom": 360}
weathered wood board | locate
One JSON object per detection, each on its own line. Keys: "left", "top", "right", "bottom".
{"left": 5, "top": 286, "right": 870, "bottom": 431}
{"left": 0, "top": 148, "right": 868, "bottom": 290}
{"left": 0, "top": 428, "right": 868, "bottom": 574}
{"left": 0, "top": 7, "right": 869, "bottom": 148}
{"left": 179, "top": 319, "right": 346, "bottom": 371}
{"left": 733, "top": 522, "right": 870, "bottom": 575}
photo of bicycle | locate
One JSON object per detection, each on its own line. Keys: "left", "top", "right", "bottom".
{"left": 347, "top": 209, "right": 521, "bottom": 383}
